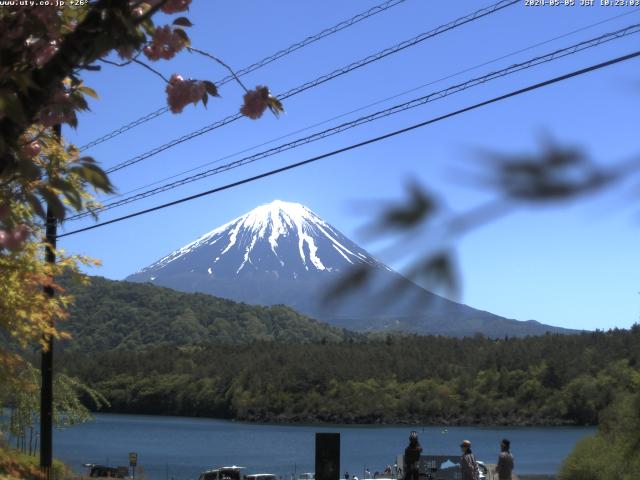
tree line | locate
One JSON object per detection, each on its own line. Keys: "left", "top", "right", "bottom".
{"left": 57, "top": 326, "right": 640, "bottom": 426}
{"left": 58, "top": 275, "right": 357, "bottom": 352}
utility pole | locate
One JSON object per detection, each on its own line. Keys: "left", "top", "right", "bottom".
{"left": 40, "top": 123, "right": 60, "bottom": 479}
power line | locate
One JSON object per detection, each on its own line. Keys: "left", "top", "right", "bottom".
{"left": 78, "top": 106, "right": 169, "bottom": 152}
{"left": 213, "top": 0, "right": 411, "bottom": 87}
{"left": 77, "top": 0, "right": 410, "bottom": 152}
{"left": 93, "top": 9, "right": 640, "bottom": 206}
{"left": 57, "top": 49, "right": 640, "bottom": 239}
{"left": 103, "top": 0, "right": 519, "bottom": 174}
{"left": 67, "top": 23, "right": 640, "bottom": 221}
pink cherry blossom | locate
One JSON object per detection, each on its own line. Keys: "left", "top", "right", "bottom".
{"left": 0, "top": 225, "right": 29, "bottom": 251}
{"left": 38, "top": 110, "right": 65, "bottom": 128}
{"left": 31, "top": 6, "right": 61, "bottom": 40}
{"left": 143, "top": 26, "right": 185, "bottom": 61}
{"left": 161, "top": 0, "right": 192, "bottom": 14}
{"left": 166, "top": 74, "right": 205, "bottom": 113}
{"left": 21, "top": 141, "right": 41, "bottom": 158}
{"left": 240, "top": 86, "right": 271, "bottom": 120}
{"left": 31, "top": 6, "right": 57, "bottom": 25}
{"left": 33, "top": 40, "right": 58, "bottom": 67}
{"left": 38, "top": 89, "right": 76, "bottom": 127}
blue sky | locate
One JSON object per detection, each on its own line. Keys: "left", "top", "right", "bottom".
{"left": 60, "top": 0, "right": 640, "bottom": 331}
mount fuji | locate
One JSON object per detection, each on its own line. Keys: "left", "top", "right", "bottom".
{"left": 126, "top": 200, "right": 571, "bottom": 337}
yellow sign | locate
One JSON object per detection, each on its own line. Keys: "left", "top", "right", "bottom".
{"left": 129, "top": 452, "right": 138, "bottom": 467}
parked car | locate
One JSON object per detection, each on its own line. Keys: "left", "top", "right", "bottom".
{"left": 246, "top": 474, "right": 278, "bottom": 480}
{"left": 199, "top": 466, "right": 246, "bottom": 480}
{"left": 477, "top": 461, "right": 488, "bottom": 479}
{"left": 83, "top": 464, "right": 129, "bottom": 478}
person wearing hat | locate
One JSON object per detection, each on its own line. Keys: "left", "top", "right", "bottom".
{"left": 459, "top": 440, "right": 480, "bottom": 480}
{"left": 403, "top": 431, "right": 422, "bottom": 480}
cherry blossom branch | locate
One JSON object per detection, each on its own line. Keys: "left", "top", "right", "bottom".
{"left": 76, "top": 64, "right": 102, "bottom": 72}
{"left": 187, "top": 46, "right": 248, "bottom": 93}
{"left": 101, "top": 55, "right": 170, "bottom": 83}
{"left": 134, "top": 0, "right": 171, "bottom": 25}
{"left": 99, "top": 50, "right": 143, "bottom": 68}
{"left": 17, "top": 130, "right": 46, "bottom": 147}
{"left": 131, "top": 58, "right": 170, "bottom": 83}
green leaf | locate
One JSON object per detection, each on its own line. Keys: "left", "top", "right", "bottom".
{"left": 379, "top": 183, "right": 437, "bottom": 231}
{"left": 0, "top": 90, "right": 26, "bottom": 124}
{"left": 67, "top": 114, "right": 79, "bottom": 129}
{"left": 37, "top": 187, "right": 67, "bottom": 221}
{"left": 267, "top": 96, "right": 284, "bottom": 118}
{"left": 49, "top": 177, "right": 76, "bottom": 194}
{"left": 13, "top": 73, "right": 37, "bottom": 95}
{"left": 71, "top": 93, "right": 89, "bottom": 111}
{"left": 70, "top": 159, "right": 114, "bottom": 193}
{"left": 203, "top": 81, "right": 218, "bottom": 97}
{"left": 25, "top": 192, "right": 46, "bottom": 220}
{"left": 141, "top": 19, "right": 155, "bottom": 36}
{"left": 173, "top": 17, "right": 193, "bottom": 27}
{"left": 174, "top": 28, "right": 190, "bottom": 46}
{"left": 79, "top": 86, "right": 99, "bottom": 99}
{"left": 63, "top": 189, "right": 84, "bottom": 212}
{"left": 16, "top": 158, "right": 41, "bottom": 181}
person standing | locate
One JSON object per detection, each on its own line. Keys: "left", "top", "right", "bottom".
{"left": 496, "top": 439, "right": 514, "bottom": 480}
{"left": 459, "top": 440, "right": 479, "bottom": 480}
{"left": 404, "top": 431, "right": 422, "bottom": 480}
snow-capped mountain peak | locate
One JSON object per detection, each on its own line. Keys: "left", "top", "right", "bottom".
{"left": 125, "top": 200, "right": 568, "bottom": 338}
{"left": 131, "top": 200, "right": 383, "bottom": 281}
{"left": 222, "top": 200, "right": 332, "bottom": 271}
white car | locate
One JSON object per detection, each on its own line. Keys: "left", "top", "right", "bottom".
{"left": 477, "top": 461, "right": 488, "bottom": 479}
{"left": 199, "top": 466, "right": 246, "bottom": 480}
{"left": 246, "top": 474, "right": 278, "bottom": 480}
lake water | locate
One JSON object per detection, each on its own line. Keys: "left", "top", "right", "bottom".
{"left": 53, "top": 413, "right": 595, "bottom": 480}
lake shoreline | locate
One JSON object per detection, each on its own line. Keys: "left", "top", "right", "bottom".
{"left": 92, "top": 408, "right": 594, "bottom": 428}
{"left": 54, "top": 413, "right": 595, "bottom": 478}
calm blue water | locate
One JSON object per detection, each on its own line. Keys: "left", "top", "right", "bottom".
{"left": 53, "top": 414, "right": 595, "bottom": 480}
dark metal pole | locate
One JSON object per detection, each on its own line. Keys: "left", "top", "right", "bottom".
{"left": 40, "top": 124, "right": 60, "bottom": 478}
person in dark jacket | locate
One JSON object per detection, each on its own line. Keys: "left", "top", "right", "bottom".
{"left": 404, "top": 431, "right": 422, "bottom": 480}
{"left": 496, "top": 438, "right": 514, "bottom": 480}
{"left": 459, "top": 440, "right": 479, "bottom": 480}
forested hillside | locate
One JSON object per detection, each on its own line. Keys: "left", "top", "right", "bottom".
{"left": 58, "top": 326, "right": 640, "bottom": 425}
{"left": 60, "top": 276, "right": 356, "bottom": 351}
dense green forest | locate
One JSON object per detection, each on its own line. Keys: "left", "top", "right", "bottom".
{"left": 59, "top": 276, "right": 358, "bottom": 350}
{"left": 559, "top": 389, "right": 640, "bottom": 480}
{"left": 58, "top": 326, "right": 640, "bottom": 426}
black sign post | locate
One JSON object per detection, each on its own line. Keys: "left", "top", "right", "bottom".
{"left": 315, "top": 433, "right": 340, "bottom": 480}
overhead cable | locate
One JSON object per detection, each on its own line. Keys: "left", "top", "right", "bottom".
{"left": 77, "top": 0, "right": 411, "bottom": 152}
{"left": 57, "top": 49, "right": 640, "bottom": 238}
{"left": 67, "top": 23, "right": 640, "bottom": 221}
{"left": 96, "top": 8, "right": 640, "bottom": 204}
{"left": 103, "top": 0, "right": 519, "bottom": 174}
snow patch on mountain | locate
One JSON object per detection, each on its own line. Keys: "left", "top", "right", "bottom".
{"left": 134, "top": 200, "right": 382, "bottom": 276}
